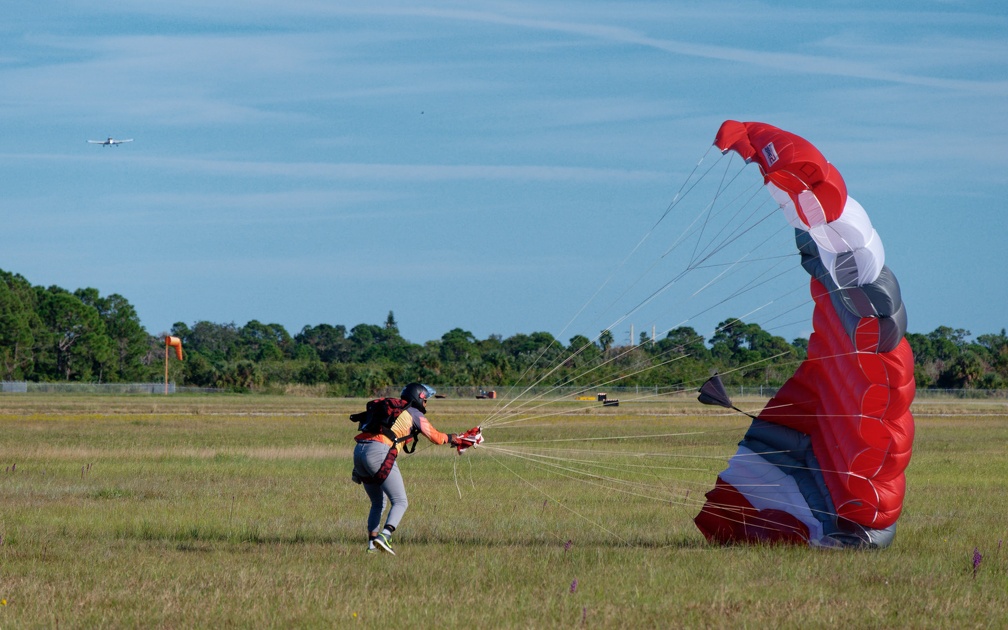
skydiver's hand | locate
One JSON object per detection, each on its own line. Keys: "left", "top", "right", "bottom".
{"left": 454, "top": 426, "right": 484, "bottom": 453}
{"left": 447, "top": 434, "right": 459, "bottom": 447}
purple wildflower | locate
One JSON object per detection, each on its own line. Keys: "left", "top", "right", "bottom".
{"left": 973, "top": 547, "right": 982, "bottom": 578}
{"left": 564, "top": 539, "right": 573, "bottom": 553}
{"left": 570, "top": 578, "right": 578, "bottom": 594}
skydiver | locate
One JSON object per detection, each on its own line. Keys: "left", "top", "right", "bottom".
{"left": 352, "top": 382, "right": 480, "bottom": 555}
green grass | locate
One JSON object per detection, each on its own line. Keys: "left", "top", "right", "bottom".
{"left": 0, "top": 394, "right": 1006, "bottom": 628}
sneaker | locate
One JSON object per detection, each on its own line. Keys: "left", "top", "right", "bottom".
{"left": 373, "top": 533, "right": 396, "bottom": 555}
{"left": 366, "top": 545, "right": 377, "bottom": 554}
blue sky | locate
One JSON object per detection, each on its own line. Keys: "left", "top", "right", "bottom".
{"left": 1, "top": 1, "right": 1005, "bottom": 346}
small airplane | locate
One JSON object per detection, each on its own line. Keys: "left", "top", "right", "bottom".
{"left": 88, "top": 137, "right": 133, "bottom": 146}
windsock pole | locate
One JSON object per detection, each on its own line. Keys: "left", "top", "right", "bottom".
{"left": 164, "top": 336, "right": 183, "bottom": 394}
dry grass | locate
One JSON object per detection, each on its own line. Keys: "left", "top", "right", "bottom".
{"left": 0, "top": 394, "right": 1006, "bottom": 628}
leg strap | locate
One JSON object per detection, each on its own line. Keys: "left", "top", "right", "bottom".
{"left": 354, "top": 447, "right": 399, "bottom": 485}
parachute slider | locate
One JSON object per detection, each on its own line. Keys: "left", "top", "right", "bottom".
{"left": 455, "top": 426, "right": 484, "bottom": 454}
{"left": 698, "top": 372, "right": 757, "bottom": 419}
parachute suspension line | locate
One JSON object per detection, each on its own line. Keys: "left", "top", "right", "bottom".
{"left": 687, "top": 215, "right": 795, "bottom": 300}
{"left": 651, "top": 145, "right": 718, "bottom": 230}
{"left": 483, "top": 149, "right": 813, "bottom": 455}
{"left": 483, "top": 431, "right": 859, "bottom": 500}
{"left": 483, "top": 370, "right": 870, "bottom": 533}
{"left": 484, "top": 258, "right": 748, "bottom": 426}
{"left": 483, "top": 302, "right": 779, "bottom": 427}
{"left": 483, "top": 441, "right": 830, "bottom": 537}
{"left": 482, "top": 317, "right": 733, "bottom": 426}
{"left": 687, "top": 151, "right": 743, "bottom": 269}
{"left": 453, "top": 456, "right": 463, "bottom": 499}
{"left": 701, "top": 347, "right": 896, "bottom": 425}
{"left": 605, "top": 190, "right": 783, "bottom": 341}
{"left": 592, "top": 236, "right": 786, "bottom": 362}
{"left": 480, "top": 148, "right": 731, "bottom": 427}
{"left": 689, "top": 259, "right": 801, "bottom": 324}
{"left": 483, "top": 157, "right": 797, "bottom": 431}
{"left": 484, "top": 285, "right": 804, "bottom": 429}
{"left": 487, "top": 432, "right": 822, "bottom": 544}
{"left": 697, "top": 170, "right": 774, "bottom": 250}
{"left": 480, "top": 329, "right": 630, "bottom": 427}
{"left": 654, "top": 160, "right": 758, "bottom": 271}
{"left": 484, "top": 360, "right": 684, "bottom": 428}
{"left": 481, "top": 339, "right": 567, "bottom": 423}
{"left": 481, "top": 149, "right": 739, "bottom": 427}
{"left": 490, "top": 442, "right": 842, "bottom": 523}
{"left": 479, "top": 245, "right": 810, "bottom": 427}
{"left": 487, "top": 329, "right": 764, "bottom": 428}
{"left": 489, "top": 428, "right": 731, "bottom": 446}
{"left": 485, "top": 449, "right": 630, "bottom": 545}
{"left": 482, "top": 338, "right": 696, "bottom": 428}
{"left": 484, "top": 445, "right": 707, "bottom": 508}
{"left": 681, "top": 188, "right": 780, "bottom": 271}
{"left": 451, "top": 455, "right": 477, "bottom": 500}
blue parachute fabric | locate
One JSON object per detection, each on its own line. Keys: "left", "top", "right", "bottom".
{"left": 740, "top": 419, "right": 837, "bottom": 537}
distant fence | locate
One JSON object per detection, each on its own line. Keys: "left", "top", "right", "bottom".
{"left": 1, "top": 382, "right": 221, "bottom": 395}
{"left": 1, "top": 381, "right": 1005, "bottom": 399}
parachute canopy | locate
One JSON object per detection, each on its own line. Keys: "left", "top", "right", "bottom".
{"left": 714, "top": 120, "right": 846, "bottom": 228}
{"left": 695, "top": 121, "right": 915, "bottom": 549}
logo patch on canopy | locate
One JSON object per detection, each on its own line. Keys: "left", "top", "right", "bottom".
{"left": 762, "top": 142, "right": 779, "bottom": 167}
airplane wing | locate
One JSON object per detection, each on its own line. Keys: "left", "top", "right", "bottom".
{"left": 88, "top": 138, "right": 133, "bottom": 145}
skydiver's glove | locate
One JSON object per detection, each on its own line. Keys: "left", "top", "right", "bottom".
{"left": 453, "top": 426, "right": 483, "bottom": 454}
{"left": 447, "top": 434, "right": 459, "bottom": 447}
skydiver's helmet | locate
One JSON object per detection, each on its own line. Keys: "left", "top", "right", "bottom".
{"left": 401, "top": 383, "right": 435, "bottom": 413}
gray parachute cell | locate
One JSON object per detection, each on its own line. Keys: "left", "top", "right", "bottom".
{"left": 795, "top": 229, "right": 907, "bottom": 352}
{"left": 827, "top": 520, "right": 898, "bottom": 549}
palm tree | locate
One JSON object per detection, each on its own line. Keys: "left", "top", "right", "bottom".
{"left": 598, "top": 329, "right": 614, "bottom": 353}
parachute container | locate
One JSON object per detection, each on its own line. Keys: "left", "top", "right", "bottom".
{"left": 694, "top": 121, "right": 915, "bottom": 548}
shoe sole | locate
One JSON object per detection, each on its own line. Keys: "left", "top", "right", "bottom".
{"left": 374, "top": 538, "right": 396, "bottom": 555}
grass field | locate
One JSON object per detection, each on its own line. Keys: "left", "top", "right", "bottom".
{"left": 1, "top": 394, "right": 1006, "bottom": 628}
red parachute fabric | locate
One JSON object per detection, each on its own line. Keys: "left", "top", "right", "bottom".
{"left": 753, "top": 279, "right": 914, "bottom": 528}
{"left": 714, "top": 120, "right": 847, "bottom": 226}
{"left": 695, "top": 121, "right": 915, "bottom": 548}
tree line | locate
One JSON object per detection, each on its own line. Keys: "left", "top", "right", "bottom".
{"left": 1, "top": 269, "right": 1005, "bottom": 395}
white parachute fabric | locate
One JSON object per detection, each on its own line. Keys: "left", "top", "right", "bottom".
{"left": 809, "top": 198, "right": 885, "bottom": 288}
{"left": 770, "top": 181, "right": 885, "bottom": 289}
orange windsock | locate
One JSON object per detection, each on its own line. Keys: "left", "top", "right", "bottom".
{"left": 165, "top": 336, "right": 183, "bottom": 361}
